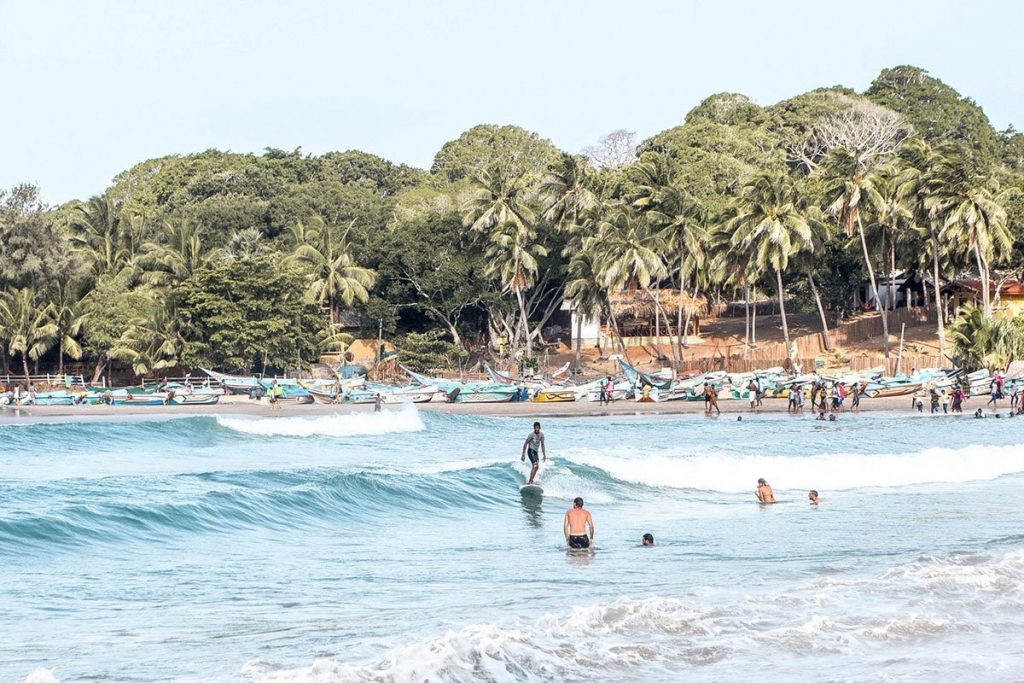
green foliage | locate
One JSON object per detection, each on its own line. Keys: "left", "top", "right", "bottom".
{"left": 950, "top": 304, "right": 1024, "bottom": 371}
{"left": 174, "top": 257, "right": 326, "bottom": 372}
{"left": 431, "top": 124, "right": 561, "bottom": 183}
{"left": 396, "top": 330, "right": 467, "bottom": 372}
{"left": 0, "top": 185, "right": 78, "bottom": 290}
{"left": 866, "top": 66, "right": 1002, "bottom": 164}
{"left": 80, "top": 277, "right": 157, "bottom": 368}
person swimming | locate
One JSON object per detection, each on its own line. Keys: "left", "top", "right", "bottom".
{"left": 808, "top": 490, "right": 821, "bottom": 504}
{"left": 756, "top": 478, "right": 775, "bottom": 504}
{"left": 564, "top": 497, "right": 595, "bottom": 549}
{"left": 641, "top": 533, "right": 654, "bottom": 546}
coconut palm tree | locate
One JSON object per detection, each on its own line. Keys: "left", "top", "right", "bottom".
{"left": 728, "top": 173, "right": 816, "bottom": 348}
{"left": 0, "top": 288, "right": 57, "bottom": 383}
{"left": 71, "top": 194, "right": 143, "bottom": 281}
{"left": 821, "top": 150, "right": 890, "bottom": 357}
{"left": 288, "top": 217, "right": 377, "bottom": 323}
{"left": 463, "top": 165, "right": 535, "bottom": 237}
{"left": 539, "top": 154, "right": 599, "bottom": 243}
{"left": 141, "top": 219, "right": 208, "bottom": 287}
{"left": 110, "top": 305, "right": 180, "bottom": 377}
{"left": 220, "top": 227, "right": 270, "bottom": 262}
{"left": 942, "top": 174, "right": 1011, "bottom": 317}
{"left": 564, "top": 249, "right": 609, "bottom": 371}
{"left": 869, "top": 163, "right": 915, "bottom": 313}
{"left": 48, "top": 281, "right": 86, "bottom": 376}
{"left": 483, "top": 220, "right": 548, "bottom": 359}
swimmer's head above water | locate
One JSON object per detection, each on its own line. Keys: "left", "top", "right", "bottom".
{"left": 642, "top": 533, "right": 654, "bottom": 546}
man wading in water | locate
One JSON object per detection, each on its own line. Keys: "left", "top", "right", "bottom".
{"left": 564, "top": 497, "right": 595, "bottom": 549}
{"left": 521, "top": 421, "right": 547, "bottom": 485}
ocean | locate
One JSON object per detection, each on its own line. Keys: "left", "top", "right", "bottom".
{"left": 3, "top": 407, "right": 1024, "bottom": 682}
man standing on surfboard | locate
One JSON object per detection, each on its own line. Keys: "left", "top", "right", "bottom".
{"left": 521, "top": 421, "right": 547, "bottom": 485}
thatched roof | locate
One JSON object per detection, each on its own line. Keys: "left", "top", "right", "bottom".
{"left": 609, "top": 289, "right": 708, "bottom": 319}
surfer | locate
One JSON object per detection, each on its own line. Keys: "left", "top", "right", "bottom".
{"left": 808, "top": 490, "right": 822, "bottom": 504}
{"left": 521, "top": 421, "right": 547, "bottom": 485}
{"left": 564, "top": 497, "right": 595, "bottom": 549}
{"left": 756, "top": 478, "right": 776, "bottom": 504}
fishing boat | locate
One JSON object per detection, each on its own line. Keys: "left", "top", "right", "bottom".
{"left": 170, "top": 393, "right": 221, "bottom": 406}
{"left": 32, "top": 390, "right": 78, "bottom": 406}
{"left": 531, "top": 389, "right": 576, "bottom": 403}
{"left": 867, "top": 383, "right": 922, "bottom": 398}
{"left": 447, "top": 387, "right": 516, "bottom": 403}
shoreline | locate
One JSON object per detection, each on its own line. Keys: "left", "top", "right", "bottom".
{"left": 0, "top": 393, "right": 995, "bottom": 422}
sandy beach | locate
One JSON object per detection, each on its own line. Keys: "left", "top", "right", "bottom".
{"left": 0, "top": 392, "right": 971, "bottom": 422}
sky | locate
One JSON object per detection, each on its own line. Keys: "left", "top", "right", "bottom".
{"left": 2, "top": 0, "right": 1022, "bottom": 204}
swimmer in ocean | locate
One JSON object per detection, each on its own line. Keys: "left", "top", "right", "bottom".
{"left": 642, "top": 533, "right": 654, "bottom": 546}
{"left": 808, "top": 490, "right": 821, "bottom": 504}
{"left": 756, "top": 478, "right": 776, "bottom": 504}
{"left": 564, "top": 497, "right": 595, "bottom": 549}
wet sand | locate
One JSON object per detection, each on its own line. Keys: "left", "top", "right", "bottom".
{"left": 0, "top": 393, "right": 977, "bottom": 422}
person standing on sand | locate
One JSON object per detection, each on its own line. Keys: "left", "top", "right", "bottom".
{"left": 851, "top": 383, "right": 861, "bottom": 412}
{"left": 987, "top": 384, "right": 1000, "bottom": 410}
{"left": 521, "top": 421, "right": 547, "bottom": 485}
{"left": 756, "top": 478, "right": 775, "bottom": 503}
{"left": 564, "top": 497, "right": 595, "bottom": 549}
{"left": 952, "top": 386, "right": 964, "bottom": 413}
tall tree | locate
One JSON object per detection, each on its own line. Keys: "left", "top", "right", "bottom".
{"left": 288, "top": 217, "right": 377, "bottom": 323}
{"left": 821, "top": 149, "right": 891, "bottom": 357}
{"left": 0, "top": 288, "right": 57, "bottom": 383}
{"left": 728, "top": 173, "right": 816, "bottom": 347}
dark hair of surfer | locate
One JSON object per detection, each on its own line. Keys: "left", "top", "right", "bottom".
{"left": 574, "top": 497, "right": 583, "bottom": 508}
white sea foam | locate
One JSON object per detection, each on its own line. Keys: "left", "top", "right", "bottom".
{"left": 244, "top": 548, "right": 1024, "bottom": 682}
{"left": 21, "top": 669, "right": 60, "bottom": 683}
{"left": 561, "top": 443, "right": 1024, "bottom": 492}
{"left": 216, "top": 404, "right": 424, "bottom": 438}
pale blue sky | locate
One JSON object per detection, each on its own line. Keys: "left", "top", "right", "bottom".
{"left": 3, "top": 0, "right": 1022, "bottom": 204}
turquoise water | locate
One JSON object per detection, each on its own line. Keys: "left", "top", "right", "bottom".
{"left": 3, "top": 408, "right": 1024, "bottom": 682}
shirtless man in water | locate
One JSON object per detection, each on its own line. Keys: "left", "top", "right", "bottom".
{"left": 564, "top": 497, "right": 595, "bottom": 549}
{"left": 756, "top": 478, "right": 776, "bottom": 503}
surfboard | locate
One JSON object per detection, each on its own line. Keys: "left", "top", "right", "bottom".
{"left": 520, "top": 483, "right": 544, "bottom": 495}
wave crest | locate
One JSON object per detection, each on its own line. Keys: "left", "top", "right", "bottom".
{"left": 215, "top": 405, "right": 424, "bottom": 438}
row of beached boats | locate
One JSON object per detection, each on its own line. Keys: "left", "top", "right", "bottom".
{"left": 7, "top": 362, "right": 1018, "bottom": 408}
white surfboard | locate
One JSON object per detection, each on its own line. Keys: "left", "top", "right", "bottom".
{"left": 520, "top": 483, "right": 544, "bottom": 495}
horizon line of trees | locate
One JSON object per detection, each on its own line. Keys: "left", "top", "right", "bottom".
{"left": 2, "top": 64, "right": 1023, "bottom": 382}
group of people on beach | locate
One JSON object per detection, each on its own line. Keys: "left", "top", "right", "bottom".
{"left": 520, "top": 422, "right": 822, "bottom": 552}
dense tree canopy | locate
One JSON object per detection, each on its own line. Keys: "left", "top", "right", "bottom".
{"left": 2, "top": 65, "right": 1023, "bottom": 379}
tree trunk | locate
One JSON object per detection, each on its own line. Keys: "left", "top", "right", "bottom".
{"left": 22, "top": 354, "right": 30, "bottom": 385}
{"left": 974, "top": 244, "right": 990, "bottom": 315}
{"left": 751, "top": 289, "right": 758, "bottom": 349}
{"left": 744, "top": 285, "right": 751, "bottom": 359}
{"left": 514, "top": 287, "right": 531, "bottom": 359}
{"left": 609, "top": 310, "right": 627, "bottom": 356}
{"left": 58, "top": 338, "right": 65, "bottom": 376}
{"left": 91, "top": 357, "right": 106, "bottom": 384}
{"left": 808, "top": 272, "right": 832, "bottom": 351}
{"left": 574, "top": 314, "right": 583, "bottom": 374}
{"left": 676, "top": 255, "right": 686, "bottom": 356}
{"left": 889, "top": 236, "right": 897, "bottom": 312}
{"left": 858, "top": 215, "right": 889, "bottom": 358}
{"left": 775, "top": 268, "right": 790, "bottom": 347}
{"left": 682, "top": 284, "right": 699, "bottom": 350}
{"left": 931, "top": 233, "right": 946, "bottom": 357}
{"left": 649, "top": 288, "right": 679, "bottom": 368}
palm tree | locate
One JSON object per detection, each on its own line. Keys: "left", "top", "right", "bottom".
{"left": 464, "top": 165, "right": 544, "bottom": 358}
{"left": 483, "top": 220, "right": 548, "bottom": 359}
{"left": 539, "top": 154, "right": 599, "bottom": 241}
{"left": 48, "top": 281, "right": 86, "bottom": 376}
{"left": 110, "top": 306, "right": 180, "bottom": 377}
{"left": 0, "top": 288, "right": 57, "bottom": 383}
{"left": 728, "top": 173, "right": 815, "bottom": 348}
{"left": 821, "top": 150, "right": 890, "bottom": 357}
{"left": 943, "top": 175, "right": 1011, "bottom": 316}
{"left": 633, "top": 169, "right": 708, "bottom": 353}
{"left": 564, "top": 249, "right": 609, "bottom": 371}
{"left": 71, "top": 194, "right": 142, "bottom": 281}
{"left": 288, "top": 217, "right": 377, "bottom": 323}
{"left": 141, "top": 219, "right": 207, "bottom": 287}
{"left": 869, "top": 163, "right": 915, "bottom": 313}
{"left": 220, "top": 227, "right": 269, "bottom": 262}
